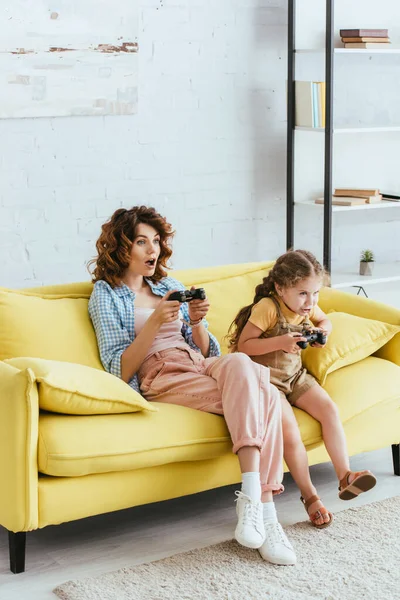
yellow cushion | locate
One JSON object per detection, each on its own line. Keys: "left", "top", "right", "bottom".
{"left": 38, "top": 403, "right": 231, "bottom": 476}
{"left": 4, "top": 357, "right": 156, "bottom": 415}
{"left": 0, "top": 289, "right": 102, "bottom": 369}
{"left": 175, "top": 262, "right": 274, "bottom": 353}
{"left": 302, "top": 312, "right": 400, "bottom": 384}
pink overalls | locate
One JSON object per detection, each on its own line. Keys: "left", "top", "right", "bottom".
{"left": 138, "top": 346, "right": 284, "bottom": 494}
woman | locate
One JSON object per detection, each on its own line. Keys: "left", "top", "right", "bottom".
{"left": 88, "top": 205, "right": 295, "bottom": 566}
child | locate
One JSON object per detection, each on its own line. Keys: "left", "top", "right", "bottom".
{"left": 227, "top": 249, "right": 376, "bottom": 528}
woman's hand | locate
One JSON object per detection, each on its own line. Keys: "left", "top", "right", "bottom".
{"left": 280, "top": 332, "right": 307, "bottom": 354}
{"left": 188, "top": 286, "right": 210, "bottom": 323}
{"left": 150, "top": 290, "right": 181, "bottom": 327}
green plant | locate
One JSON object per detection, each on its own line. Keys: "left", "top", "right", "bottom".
{"left": 360, "top": 249, "right": 375, "bottom": 263}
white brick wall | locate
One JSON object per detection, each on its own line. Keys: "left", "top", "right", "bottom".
{"left": 0, "top": 0, "right": 399, "bottom": 288}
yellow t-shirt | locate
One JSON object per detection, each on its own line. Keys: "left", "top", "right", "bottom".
{"left": 249, "top": 297, "right": 320, "bottom": 333}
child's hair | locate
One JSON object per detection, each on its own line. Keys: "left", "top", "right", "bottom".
{"left": 227, "top": 249, "right": 327, "bottom": 351}
{"left": 87, "top": 206, "right": 174, "bottom": 287}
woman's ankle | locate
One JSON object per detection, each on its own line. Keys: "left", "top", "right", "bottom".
{"left": 261, "top": 491, "right": 273, "bottom": 503}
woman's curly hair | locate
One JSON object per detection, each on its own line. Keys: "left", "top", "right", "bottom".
{"left": 226, "top": 249, "right": 328, "bottom": 351}
{"left": 87, "top": 206, "right": 175, "bottom": 287}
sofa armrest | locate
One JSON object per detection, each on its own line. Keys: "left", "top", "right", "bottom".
{"left": 319, "top": 287, "right": 400, "bottom": 367}
{"left": 0, "top": 362, "right": 39, "bottom": 532}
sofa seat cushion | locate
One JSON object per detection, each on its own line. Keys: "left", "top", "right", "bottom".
{"left": 294, "top": 355, "right": 400, "bottom": 450}
{"left": 38, "top": 403, "right": 233, "bottom": 477}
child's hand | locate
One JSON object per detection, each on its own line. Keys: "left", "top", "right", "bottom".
{"left": 310, "top": 327, "right": 329, "bottom": 348}
{"left": 280, "top": 332, "right": 307, "bottom": 354}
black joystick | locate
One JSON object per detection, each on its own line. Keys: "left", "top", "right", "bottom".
{"left": 297, "top": 330, "right": 327, "bottom": 349}
{"left": 168, "top": 288, "right": 206, "bottom": 303}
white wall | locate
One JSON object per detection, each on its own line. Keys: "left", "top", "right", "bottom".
{"left": 1, "top": 0, "right": 399, "bottom": 288}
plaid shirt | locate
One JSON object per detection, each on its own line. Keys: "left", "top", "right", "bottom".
{"left": 88, "top": 276, "right": 221, "bottom": 393}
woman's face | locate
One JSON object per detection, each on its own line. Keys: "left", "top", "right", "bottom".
{"left": 127, "top": 222, "right": 161, "bottom": 277}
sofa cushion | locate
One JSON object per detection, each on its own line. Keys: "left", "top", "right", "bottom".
{"left": 38, "top": 403, "right": 233, "bottom": 476}
{"left": 37, "top": 355, "right": 400, "bottom": 477}
{"left": 302, "top": 312, "right": 400, "bottom": 384}
{"left": 294, "top": 355, "right": 400, "bottom": 452}
{"left": 0, "top": 289, "right": 102, "bottom": 369}
{"left": 5, "top": 357, "right": 156, "bottom": 415}
{"left": 174, "top": 262, "right": 274, "bottom": 353}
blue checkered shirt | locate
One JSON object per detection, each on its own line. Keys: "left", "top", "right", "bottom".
{"left": 88, "top": 276, "right": 221, "bottom": 392}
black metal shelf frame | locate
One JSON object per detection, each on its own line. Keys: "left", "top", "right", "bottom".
{"left": 286, "top": 0, "right": 334, "bottom": 273}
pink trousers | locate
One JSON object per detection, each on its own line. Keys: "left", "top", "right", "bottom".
{"left": 137, "top": 347, "right": 284, "bottom": 493}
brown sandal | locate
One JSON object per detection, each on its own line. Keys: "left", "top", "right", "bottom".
{"left": 301, "top": 494, "right": 333, "bottom": 529}
{"left": 338, "top": 470, "right": 377, "bottom": 500}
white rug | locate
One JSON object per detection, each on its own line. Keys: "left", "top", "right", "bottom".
{"left": 54, "top": 495, "right": 400, "bottom": 600}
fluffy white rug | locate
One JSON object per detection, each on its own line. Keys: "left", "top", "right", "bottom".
{"left": 54, "top": 495, "right": 400, "bottom": 600}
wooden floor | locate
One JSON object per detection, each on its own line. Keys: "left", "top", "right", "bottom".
{"left": 0, "top": 447, "right": 399, "bottom": 599}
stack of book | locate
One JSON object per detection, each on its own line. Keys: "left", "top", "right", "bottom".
{"left": 295, "top": 81, "right": 325, "bottom": 128}
{"left": 340, "top": 29, "right": 390, "bottom": 49}
{"left": 315, "top": 188, "right": 382, "bottom": 206}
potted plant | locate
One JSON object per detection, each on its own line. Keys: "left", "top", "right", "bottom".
{"left": 359, "top": 249, "right": 374, "bottom": 276}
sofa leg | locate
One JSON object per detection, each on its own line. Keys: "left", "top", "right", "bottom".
{"left": 392, "top": 444, "right": 400, "bottom": 476}
{"left": 8, "top": 531, "right": 26, "bottom": 574}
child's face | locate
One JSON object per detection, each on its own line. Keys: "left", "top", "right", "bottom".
{"left": 276, "top": 275, "right": 322, "bottom": 316}
{"left": 127, "top": 222, "right": 161, "bottom": 277}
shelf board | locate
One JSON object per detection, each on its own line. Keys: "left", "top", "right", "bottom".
{"left": 295, "top": 126, "right": 400, "bottom": 133}
{"left": 295, "top": 200, "right": 400, "bottom": 212}
{"left": 331, "top": 263, "right": 400, "bottom": 289}
{"left": 296, "top": 48, "right": 400, "bottom": 54}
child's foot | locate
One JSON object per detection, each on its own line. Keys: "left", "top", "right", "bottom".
{"left": 300, "top": 494, "right": 333, "bottom": 528}
{"left": 234, "top": 491, "right": 265, "bottom": 549}
{"left": 258, "top": 522, "right": 296, "bottom": 565}
{"left": 339, "top": 470, "right": 376, "bottom": 500}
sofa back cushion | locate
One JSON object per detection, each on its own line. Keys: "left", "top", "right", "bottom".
{"left": 5, "top": 262, "right": 272, "bottom": 363}
{"left": 174, "top": 262, "right": 274, "bottom": 353}
{"left": 0, "top": 289, "right": 103, "bottom": 369}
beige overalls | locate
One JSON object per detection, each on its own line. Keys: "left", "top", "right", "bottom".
{"left": 251, "top": 296, "right": 318, "bottom": 406}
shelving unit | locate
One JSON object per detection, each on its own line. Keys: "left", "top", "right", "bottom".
{"left": 295, "top": 126, "right": 400, "bottom": 133}
{"left": 297, "top": 48, "right": 400, "bottom": 54}
{"left": 286, "top": 0, "right": 400, "bottom": 290}
{"left": 296, "top": 199, "right": 400, "bottom": 212}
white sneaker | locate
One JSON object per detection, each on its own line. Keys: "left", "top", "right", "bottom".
{"left": 234, "top": 491, "right": 265, "bottom": 549}
{"left": 258, "top": 522, "right": 296, "bottom": 565}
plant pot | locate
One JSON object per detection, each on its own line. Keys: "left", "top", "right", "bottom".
{"left": 359, "top": 261, "right": 374, "bottom": 276}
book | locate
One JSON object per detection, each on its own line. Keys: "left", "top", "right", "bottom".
{"left": 315, "top": 197, "right": 366, "bottom": 206}
{"left": 320, "top": 82, "right": 326, "bottom": 128}
{"left": 312, "top": 82, "right": 318, "bottom": 127}
{"left": 333, "top": 194, "right": 381, "bottom": 204}
{"left": 295, "top": 81, "right": 313, "bottom": 127}
{"left": 334, "top": 188, "right": 380, "bottom": 197}
{"left": 365, "top": 194, "right": 382, "bottom": 203}
{"left": 339, "top": 29, "right": 389, "bottom": 38}
{"left": 295, "top": 81, "right": 325, "bottom": 128}
{"left": 341, "top": 37, "right": 390, "bottom": 43}
{"left": 344, "top": 42, "right": 391, "bottom": 49}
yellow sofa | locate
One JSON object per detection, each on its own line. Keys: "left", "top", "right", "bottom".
{"left": 1, "top": 261, "right": 399, "bottom": 573}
